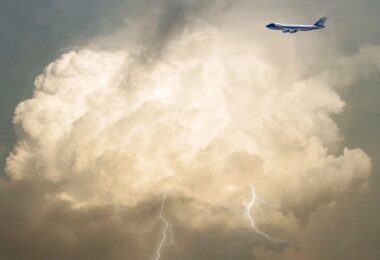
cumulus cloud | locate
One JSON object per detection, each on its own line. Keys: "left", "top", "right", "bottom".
{"left": 2, "top": 1, "right": 377, "bottom": 259}
{"left": 7, "top": 21, "right": 371, "bottom": 226}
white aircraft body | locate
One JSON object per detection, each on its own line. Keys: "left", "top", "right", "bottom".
{"left": 266, "top": 17, "right": 327, "bottom": 33}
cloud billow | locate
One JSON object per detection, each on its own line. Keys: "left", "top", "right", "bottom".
{"left": 2, "top": 1, "right": 377, "bottom": 258}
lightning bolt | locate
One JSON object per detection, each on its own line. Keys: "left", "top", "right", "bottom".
{"left": 244, "top": 185, "right": 281, "bottom": 242}
{"left": 139, "top": 192, "right": 176, "bottom": 260}
{"left": 152, "top": 192, "right": 175, "bottom": 260}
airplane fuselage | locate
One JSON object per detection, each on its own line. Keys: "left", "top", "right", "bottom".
{"left": 266, "top": 18, "right": 327, "bottom": 33}
{"left": 268, "top": 24, "right": 319, "bottom": 31}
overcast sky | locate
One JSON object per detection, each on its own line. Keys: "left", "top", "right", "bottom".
{"left": 1, "top": 1, "right": 380, "bottom": 259}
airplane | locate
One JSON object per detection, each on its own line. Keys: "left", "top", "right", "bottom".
{"left": 266, "top": 17, "right": 327, "bottom": 33}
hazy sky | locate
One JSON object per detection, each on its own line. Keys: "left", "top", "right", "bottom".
{"left": 1, "top": 1, "right": 380, "bottom": 259}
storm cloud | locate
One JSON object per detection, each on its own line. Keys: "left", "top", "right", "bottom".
{"left": 1, "top": 0, "right": 380, "bottom": 259}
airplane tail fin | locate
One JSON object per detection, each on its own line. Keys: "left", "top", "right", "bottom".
{"left": 314, "top": 17, "right": 327, "bottom": 27}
